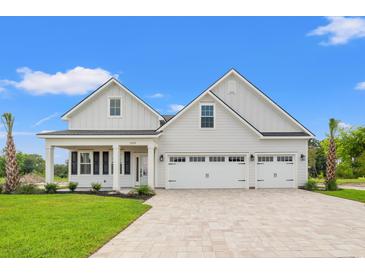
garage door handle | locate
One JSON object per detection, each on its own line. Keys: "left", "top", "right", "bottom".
{"left": 257, "top": 179, "right": 264, "bottom": 182}
{"left": 238, "top": 163, "right": 245, "bottom": 165}
{"left": 287, "top": 163, "right": 294, "bottom": 165}
{"left": 237, "top": 179, "right": 246, "bottom": 182}
{"left": 286, "top": 179, "right": 294, "bottom": 181}
{"left": 168, "top": 180, "right": 176, "bottom": 182}
{"left": 168, "top": 163, "right": 176, "bottom": 165}
{"left": 257, "top": 163, "right": 264, "bottom": 165}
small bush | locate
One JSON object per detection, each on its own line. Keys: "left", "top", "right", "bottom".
{"left": 15, "top": 184, "right": 42, "bottom": 194}
{"left": 129, "top": 185, "right": 155, "bottom": 196}
{"left": 68, "top": 182, "right": 78, "bottom": 192}
{"left": 91, "top": 182, "right": 102, "bottom": 192}
{"left": 45, "top": 183, "right": 58, "bottom": 193}
{"left": 305, "top": 179, "right": 318, "bottom": 191}
{"left": 326, "top": 179, "right": 338, "bottom": 191}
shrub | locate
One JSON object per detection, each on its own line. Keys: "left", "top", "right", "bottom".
{"left": 305, "top": 179, "right": 318, "bottom": 191}
{"left": 68, "top": 182, "right": 78, "bottom": 192}
{"left": 129, "top": 185, "right": 155, "bottom": 196}
{"left": 44, "top": 183, "right": 58, "bottom": 193}
{"left": 15, "top": 183, "right": 42, "bottom": 194}
{"left": 91, "top": 182, "right": 102, "bottom": 192}
{"left": 326, "top": 179, "right": 338, "bottom": 191}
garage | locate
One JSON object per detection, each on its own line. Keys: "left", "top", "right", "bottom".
{"left": 167, "top": 154, "right": 248, "bottom": 189}
{"left": 256, "top": 154, "right": 296, "bottom": 188}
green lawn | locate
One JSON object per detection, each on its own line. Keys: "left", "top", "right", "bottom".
{"left": 0, "top": 194, "right": 150, "bottom": 258}
{"left": 317, "top": 189, "right": 365, "bottom": 203}
{"left": 311, "top": 177, "right": 365, "bottom": 185}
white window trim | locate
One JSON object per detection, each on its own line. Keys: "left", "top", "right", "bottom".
{"left": 107, "top": 96, "right": 123, "bottom": 118}
{"left": 199, "top": 102, "right": 215, "bottom": 129}
{"left": 78, "top": 151, "right": 93, "bottom": 176}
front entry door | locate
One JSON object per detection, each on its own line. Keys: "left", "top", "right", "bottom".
{"left": 136, "top": 154, "right": 148, "bottom": 185}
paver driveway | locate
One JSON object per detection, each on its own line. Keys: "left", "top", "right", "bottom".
{"left": 92, "top": 189, "right": 365, "bottom": 258}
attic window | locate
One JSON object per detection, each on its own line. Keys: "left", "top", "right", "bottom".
{"left": 200, "top": 103, "right": 215, "bottom": 128}
{"left": 108, "top": 97, "right": 121, "bottom": 117}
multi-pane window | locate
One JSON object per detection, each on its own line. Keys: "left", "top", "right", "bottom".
{"left": 277, "top": 156, "right": 293, "bottom": 162}
{"left": 201, "top": 104, "right": 214, "bottom": 128}
{"left": 257, "top": 156, "right": 274, "bottom": 162}
{"left": 228, "top": 156, "right": 245, "bottom": 162}
{"left": 209, "top": 156, "right": 225, "bottom": 162}
{"left": 189, "top": 156, "right": 205, "bottom": 162}
{"left": 80, "top": 152, "right": 92, "bottom": 174}
{"left": 109, "top": 98, "right": 121, "bottom": 117}
{"left": 169, "top": 156, "right": 186, "bottom": 162}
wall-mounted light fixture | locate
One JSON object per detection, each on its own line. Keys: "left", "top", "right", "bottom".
{"left": 250, "top": 154, "right": 255, "bottom": 161}
{"left": 300, "top": 154, "right": 306, "bottom": 161}
{"left": 159, "top": 154, "right": 164, "bottom": 162}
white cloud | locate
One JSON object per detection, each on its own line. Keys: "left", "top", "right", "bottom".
{"left": 168, "top": 104, "right": 184, "bottom": 113}
{"left": 0, "top": 87, "right": 5, "bottom": 92}
{"left": 33, "top": 112, "right": 59, "bottom": 127}
{"left": 1, "top": 66, "right": 116, "bottom": 95}
{"left": 147, "top": 93, "right": 164, "bottom": 99}
{"left": 355, "top": 81, "right": 365, "bottom": 90}
{"left": 308, "top": 17, "right": 365, "bottom": 45}
{"left": 339, "top": 122, "right": 352, "bottom": 129}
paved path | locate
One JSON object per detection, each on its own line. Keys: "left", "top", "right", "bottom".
{"left": 92, "top": 189, "right": 365, "bottom": 258}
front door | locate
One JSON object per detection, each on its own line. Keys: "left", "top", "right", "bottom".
{"left": 136, "top": 154, "right": 148, "bottom": 185}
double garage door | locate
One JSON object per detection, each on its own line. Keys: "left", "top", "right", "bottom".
{"left": 166, "top": 153, "right": 296, "bottom": 189}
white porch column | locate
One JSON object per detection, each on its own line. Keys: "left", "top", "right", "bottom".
{"left": 147, "top": 144, "right": 155, "bottom": 189}
{"left": 45, "top": 145, "right": 54, "bottom": 184}
{"left": 112, "top": 144, "right": 120, "bottom": 191}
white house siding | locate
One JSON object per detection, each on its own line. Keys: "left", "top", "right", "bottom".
{"left": 68, "top": 82, "right": 160, "bottom": 130}
{"left": 155, "top": 93, "right": 308, "bottom": 188}
{"left": 211, "top": 74, "right": 302, "bottom": 132}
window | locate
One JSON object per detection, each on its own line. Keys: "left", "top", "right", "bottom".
{"left": 200, "top": 104, "right": 214, "bottom": 128}
{"left": 109, "top": 97, "right": 121, "bottom": 117}
{"left": 209, "top": 156, "right": 225, "bottom": 162}
{"left": 277, "top": 155, "right": 293, "bottom": 162}
{"left": 189, "top": 156, "right": 205, "bottom": 162}
{"left": 80, "top": 152, "right": 91, "bottom": 174}
{"left": 169, "top": 156, "right": 186, "bottom": 162}
{"left": 229, "top": 156, "right": 245, "bottom": 162}
{"left": 257, "top": 156, "right": 274, "bottom": 162}
{"left": 124, "top": 151, "right": 131, "bottom": 175}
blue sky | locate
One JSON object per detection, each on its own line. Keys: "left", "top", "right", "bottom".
{"left": 0, "top": 16, "right": 364, "bottom": 163}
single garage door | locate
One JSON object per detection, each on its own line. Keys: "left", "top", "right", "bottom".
{"left": 167, "top": 155, "right": 248, "bottom": 189}
{"left": 256, "top": 154, "right": 296, "bottom": 188}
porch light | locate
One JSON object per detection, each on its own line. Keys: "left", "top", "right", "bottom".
{"left": 300, "top": 154, "right": 306, "bottom": 161}
{"left": 159, "top": 154, "right": 164, "bottom": 162}
{"left": 250, "top": 154, "right": 255, "bottom": 161}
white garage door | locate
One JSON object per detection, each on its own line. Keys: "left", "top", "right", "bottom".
{"left": 167, "top": 155, "right": 248, "bottom": 189}
{"left": 256, "top": 154, "right": 296, "bottom": 188}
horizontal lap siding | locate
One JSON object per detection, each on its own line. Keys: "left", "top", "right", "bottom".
{"left": 155, "top": 94, "right": 308, "bottom": 188}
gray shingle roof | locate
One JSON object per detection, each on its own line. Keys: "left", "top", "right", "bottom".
{"left": 37, "top": 130, "right": 161, "bottom": 136}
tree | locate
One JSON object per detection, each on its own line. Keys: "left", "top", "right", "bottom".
{"left": 325, "top": 118, "right": 339, "bottom": 190}
{"left": 54, "top": 164, "right": 68, "bottom": 178}
{"left": 308, "top": 139, "right": 326, "bottom": 178}
{"left": 1, "top": 113, "right": 20, "bottom": 192}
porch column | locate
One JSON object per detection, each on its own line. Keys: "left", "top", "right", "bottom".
{"left": 147, "top": 144, "right": 155, "bottom": 189}
{"left": 112, "top": 144, "right": 120, "bottom": 191}
{"left": 45, "top": 145, "right": 54, "bottom": 184}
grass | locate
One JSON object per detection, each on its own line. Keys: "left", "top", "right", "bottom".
{"left": 311, "top": 177, "right": 365, "bottom": 185}
{"left": 0, "top": 194, "right": 150, "bottom": 258}
{"left": 317, "top": 189, "right": 365, "bottom": 203}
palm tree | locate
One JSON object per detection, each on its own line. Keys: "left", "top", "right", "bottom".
{"left": 325, "top": 118, "right": 339, "bottom": 190}
{"left": 1, "top": 113, "right": 20, "bottom": 193}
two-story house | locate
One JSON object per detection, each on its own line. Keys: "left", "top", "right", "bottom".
{"left": 38, "top": 68, "right": 314, "bottom": 190}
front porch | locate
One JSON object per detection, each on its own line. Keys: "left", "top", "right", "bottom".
{"left": 42, "top": 138, "right": 158, "bottom": 191}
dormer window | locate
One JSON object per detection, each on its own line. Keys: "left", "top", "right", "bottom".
{"left": 200, "top": 103, "right": 215, "bottom": 128}
{"left": 108, "top": 97, "right": 122, "bottom": 117}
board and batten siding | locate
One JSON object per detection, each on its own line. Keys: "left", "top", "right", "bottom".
{"left": 211, "top": 74, "right": 301, "bottom": 132}
{"left": 68, "top": 82, "right": 160, "bottom": 130}
{"left": 155, "top": 93, "right": 308, "bottom": 188}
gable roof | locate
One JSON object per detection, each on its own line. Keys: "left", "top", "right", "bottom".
{"left": 61, "top": 77, "right": 165, "bottom": 121}
{"left": 158, "top": 68, "right": 314, "bottom": 138}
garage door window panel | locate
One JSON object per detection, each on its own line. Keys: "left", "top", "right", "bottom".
{"left": 209, "top": 156, "right": 225, "bottom": 162}
{"left": 189, "top": 156, "right": 205, "bottom": 162}
{"left": 169, "top": 156, "right": 186, "bottom": 162}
